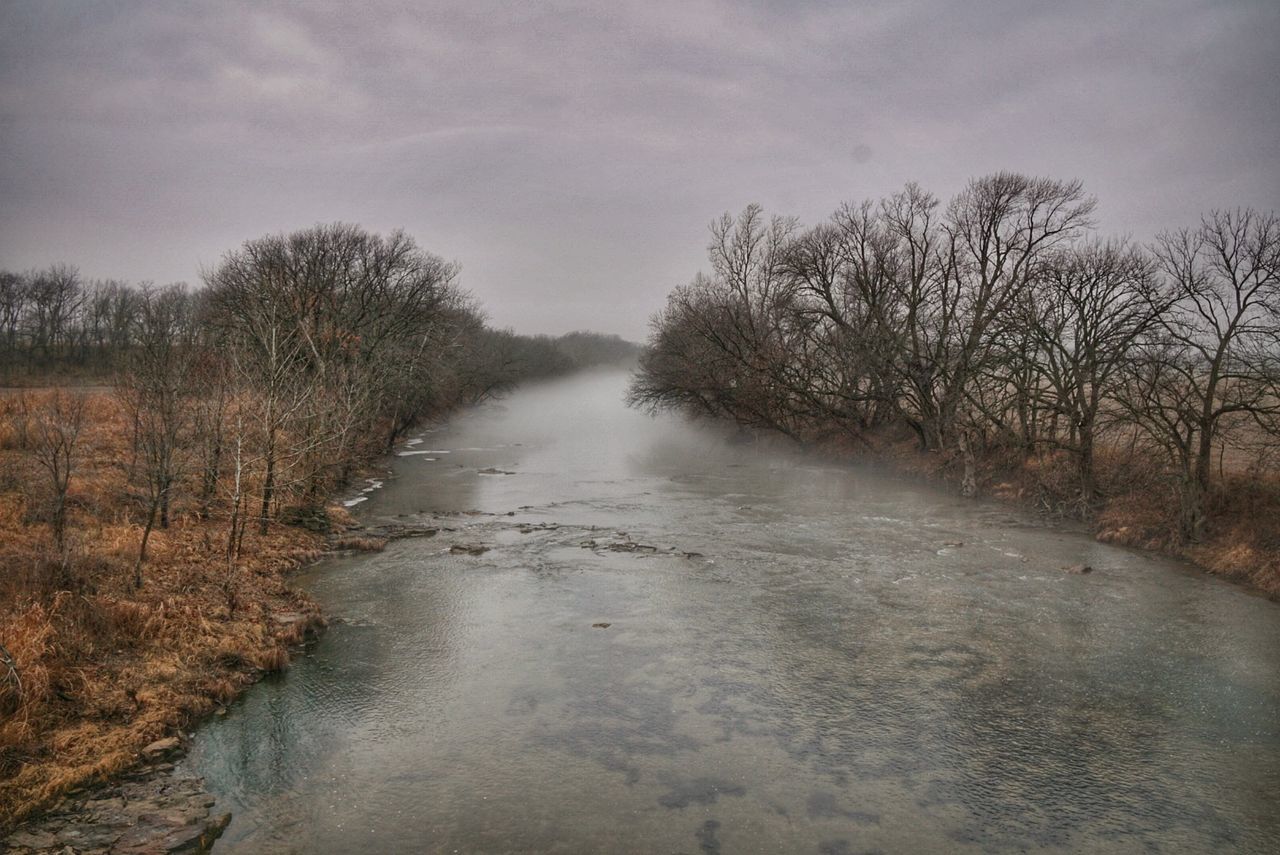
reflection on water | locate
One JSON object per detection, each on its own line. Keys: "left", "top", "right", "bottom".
{"left": 185, "top": 369, "right": 1280, "bottom": 853}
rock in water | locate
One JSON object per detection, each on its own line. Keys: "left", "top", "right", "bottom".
{"left": 1064, "top": 563, "right": 1094, "bottom": 574}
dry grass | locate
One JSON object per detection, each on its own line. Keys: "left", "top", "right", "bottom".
{"left": 0, "top": 391, "right": 330, "bottom": 832}
{"left": 1022, "top": 447, "right": 1279, "bottom": 596}
{"left": 843, "top": 427, "right": 1280, "bottom": 598}
{"left": 329, "top": 534, "right": 388, "bottom": 552}
{"left": 1185, "top": 474, "right": 1280, "bottom": 594}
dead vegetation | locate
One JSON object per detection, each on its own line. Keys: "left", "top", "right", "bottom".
{"left": 0, "top": 225, "right": 642, "bottom": 835}
{"left": 859, "top": 428, "right": 1280, "bottom": 597}
{"left": 0, "top": 389, "right": 328, "bottom": 832}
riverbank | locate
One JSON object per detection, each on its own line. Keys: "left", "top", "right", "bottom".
{"left": 2, "top": 351, "right": 640, "bottom": 845}
{"left": 169, "top": 368, "right": 1280, "bottom": 852}
{"left": 831, "top": 428, "right": 1280, "bottom": 599}
{"left": 0, "top": 390, "right": 380, "bottom": 838}
{"left": 0, "top": 506, "right": 335, "bottom": 837}
{"left": 5, "top": 377, "right": 1274, "bottom": 851}
{"left": 2, "top": 750, "right": 231, "bottom": 854}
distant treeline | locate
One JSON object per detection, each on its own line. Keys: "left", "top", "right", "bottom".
{"left": 0, "top": 256, "right": 636, "bottom": 389}
{"left": 630, "top": 173, "right": 1280, "bottom": 544}
{"left": 480, "top": 329, "right": 641, "bottom": 385}
{"left": 0, "top": 223, "right": 634, "bottom": 589}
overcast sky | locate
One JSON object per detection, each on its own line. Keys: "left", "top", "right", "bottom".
{"left": 1, "top": 1, "right": 1277, "bottom": 340}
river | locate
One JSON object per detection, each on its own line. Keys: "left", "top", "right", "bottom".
{"left": 184, "top": 368, "right": 1280, "bottom": 854}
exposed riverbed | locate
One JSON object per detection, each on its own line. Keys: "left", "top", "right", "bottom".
{"left": 184, "top": 368, "right": 1280, "bottom": 853}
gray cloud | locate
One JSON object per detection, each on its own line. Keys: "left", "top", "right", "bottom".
{"left": 1, "top": 0, "right": 1277, "bottom": 338}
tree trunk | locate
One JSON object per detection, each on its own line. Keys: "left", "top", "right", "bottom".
{"left": 259, "top": 432, "right": 276, "bottom": 536}
{"left": 1179, "top": 472, "right": 1206, "bottom": 543}
{"left": 1078, "top": 418, "right": 1096, "bottom": 507}
{"left": 1182, "top": 426, "right": 1214, "bottom": 543}
{"left": 134, "top": 499, "right": 158, "bottom": 589}
{"left": 959, "top": 431, "right": 978, "bottom": 498}
{"left": 199, "top": 438, "right": 220, "bottom": 519}
{"left": 51, "top": 492, "right": 67, "bottom": 555}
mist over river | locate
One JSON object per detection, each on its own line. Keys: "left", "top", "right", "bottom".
{"left": 185, "top": 369, "right": 1280, "bottom": 853}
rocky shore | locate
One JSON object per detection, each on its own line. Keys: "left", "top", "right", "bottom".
{"left": 1, "top": 741, "right": 227, "bottom": 854}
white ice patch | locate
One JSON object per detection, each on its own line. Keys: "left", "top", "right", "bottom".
{"left": 341, "top": 478, "right": 383, "bottom": 507}
{"left": 406, "top": 438, "right": 424, "bottom": 446}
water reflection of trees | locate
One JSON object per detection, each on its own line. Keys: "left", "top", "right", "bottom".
{"left": 194, "top": 548, "right": 471, "bottom": 842}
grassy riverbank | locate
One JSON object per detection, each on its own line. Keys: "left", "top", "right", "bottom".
{"left": 1, "top": 350, "right": 640, "bottom": 833}
{"left": 630, "top": 183, "right": 1278, "bottom": 602}
{"left": 0, "top": 390, "right": 366, "bottom": 832}
{"left": 4, "top": 384, "right": 1271, "bottom": 835}
{"left": 852, "top": 430, "right": 1280, "bottom": 598}
{"left": 0, "top": 232, "right": 642, "bottom": 833}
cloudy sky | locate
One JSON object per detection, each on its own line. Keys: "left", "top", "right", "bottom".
{"left": 1, "top": 1, "right": 1277, "bottom": 339}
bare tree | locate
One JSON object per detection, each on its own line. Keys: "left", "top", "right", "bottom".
{"left": 1024, "top": 240, "right": 1168, "bottom": 504}
{"left": 221, "top": 407, "right": 254, "bottom": 610}
{"left": 190, "top": 348, "right": 232, "bottom": 519}
{"left": 0, "top": 271, "right": 26, "bottom": 361}
{"left": 778, "top": 216, "right": 894, "bottom": 435}
{"left": 115, "top": 285, "right": 194, "bottom": 587}
{"left": 23, "top": 389, "right": 86, "bottom": 567}
{"left": 940, "top": 175, "right": 1097, "bottom": 473}
{"left": 25, "top": 265, "right": 84, "bottom": 364}
{"left": 1122, "top": 209, "right": 1280, "bottom": 540}
{"left": 205, "top": 223, "right": 467, "bottom": 531}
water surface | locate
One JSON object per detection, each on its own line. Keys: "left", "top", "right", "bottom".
{"left": 186, "top": 369, "right": 1280, "bottom": 853}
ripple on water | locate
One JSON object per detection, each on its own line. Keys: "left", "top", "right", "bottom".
{"left": 189, "top": 370, "right": 1280, "bottom": 854}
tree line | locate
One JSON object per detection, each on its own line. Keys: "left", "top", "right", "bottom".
{"left": 2, "top": 223, "right": 634, "bottom": 597}
{"left": 629, "top": 173, "right": 1279, "bottom": 542}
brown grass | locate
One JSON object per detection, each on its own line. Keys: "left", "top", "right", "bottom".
{"left": 0, "top": 391, "right": 330, "bottom": 832}
{"left": 841, "top": 427, "right": 1280, "bottom": 598}
{"left": 329, "top": 534, "right": 388, "bottom": 552}
{"left": 1185, "top": 474, "right": 1280, "bottom": 593}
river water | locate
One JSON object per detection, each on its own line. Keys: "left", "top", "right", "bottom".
{"left": 185, "top": 369, "right": 1280, "bottom": 854}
